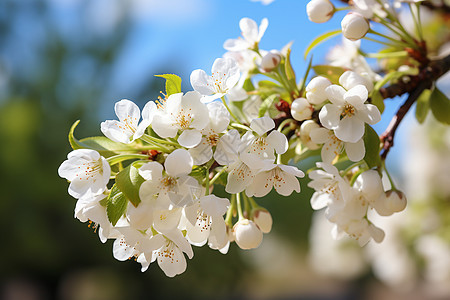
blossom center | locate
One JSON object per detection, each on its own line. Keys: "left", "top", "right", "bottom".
{"left": 341, "top": 103, "right": 356, "bottom": 118}
{"left": 160, "top": 176, "right": 177, "bottom": 191}
{"left": 173, "top": 108, "right": 193, "bottom": 129}
{"left": 76, "top": 160, "right": 103, "bottom": 181}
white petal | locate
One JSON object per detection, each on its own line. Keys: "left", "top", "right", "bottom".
{"left": 178, "top": 129, "right": 202, "bottom": 148}
{"left": 321, "top": 139, "right": 343, "bottom": 163}
{"left": 357, "top": 104, "right": 381, "bottom": 125}
{"left": 211, "top": 57, "right": 240, "bottom": 90}
{"left": 151, "top": 114, "right": 178, "bottom": 138}
{"left": 101, "top": 120, "right": 133, "bottom": 143}
{"left": 190, "top": 69, "right": 214, "bottom": 95}
{"left": 325, "top": 85, "right": 346, "bottom": 105}
{"left": 249, "top": 171, "right": 273, "bottom": 197}
{"left": 225, "top": 162, "right": 254, "bottom": 194}
{"left": 153, "top": 209, "right": 182, "bottom": 233}
{"left": 115, "top": 99, "right": 140, "bottom": 127}
{"left": 164, "top": 149, "right": 193, "bottom": 177}
{"left": 319, "top": 104, "right": 341, "bottom": 129}
{"left": 250, "top": 116, "right": 274, "bottom": 136}
{"left": 310, "top": 192, "right": 330, "bottom": 210}
{"left": 188, "top": 141, "right": 213, "bottom": 165}
{"left": 266, "top": 130, "right": 288, "bottom": 154}
{"left": 344, "top": 85, "right": 368, "bottom": 108}
{"left": 274, "top": 170, "right": 301, "bottom": 196}
{"left": 206, "top": 101, "right": 230, "bottom": 133}
{"left": 157, "top": 244, "right": 187, "bottom": 277}
{"left": 200, "top": 195, "right": 230, "bottom": 216}
{"left": 309, "top": 127, "right": 331, "bottom": 144}
{"left": 240, "top": 17, "right": 259, "bottom": 43}
{"left": 258, "top": 18, "right": 269, "bottom": 41}
{"left": 334, "top": 116, "right": 364, "bottom": 143}
{"left": 138, "top": 161, "right": 163, "bottom": 181}
{"left": 214, "top": 129, "right": 240, "bottom": 165}
{"left": 344, "top": 139, "right": 365, "bottom": 162}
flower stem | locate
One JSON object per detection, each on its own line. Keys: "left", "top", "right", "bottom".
{"left": 107, "top": 154, "right": 150, "bottom": 165}
{"left": 225, "top": 194, "right": 236, "bottom": 226}
{"left": 141, "top": 134, "right": 179, "bottom": 147}
{"left": 209, "top": 166, "right": 227, "bottom": 186}
{"left": 236, "top": 193, "right": 245, "bottom": 220}
{"left": 221, "top": 96, "right": 240, "bottom": 123}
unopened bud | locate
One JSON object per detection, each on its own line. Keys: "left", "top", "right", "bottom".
{"left": 300, "top": 120, "right": 321, "bottom": 150}
{"left": 385, "top": 190, "right": 407, "bottom": 213}
{"left": 291, "top": 97, "right": 313, "bottom": 121}
{"left": 260, "top": 50, "right": 281, "bottom": 72}
{"left": 341, "top": 12, "right": 370, "bottom": 41}
{"left": 252, "top": 209, "right": 273, "bottom": 233}
{"left": 306, "top": 0, "right": 335, "bottom": 23}
{"left": 233, "top": 219, "right": 263, "bottom": 250}
{"left": 306, "top": 76, "right": 331, "bottom": 105}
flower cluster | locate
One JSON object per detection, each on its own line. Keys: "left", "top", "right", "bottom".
{"left": 59, "top": 0, "right": 450, "bottom": 277}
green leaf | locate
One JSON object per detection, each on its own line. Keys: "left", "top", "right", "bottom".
{"left": 155, "top": 74, "right": 182, "bottom": 96}
{"left": 312, "top": 65, "right": 346, "bottom": 85}
{"left": 370, "top": 90, "right": 385, "bottom": 114}
{"left": 304, "top": 29, "right": 341, "bottom": 60}
{"left": 68, "top": 120, "right": 135, "bottom": 157}
{"left": 299, "top": 55, "right": 313, "bottom": 93}
{"left": 415, "top": 88, "right": 432, "bottom": 124}
{"left": 115, "top": 164, "right": 145, "bottom": 207}
{"left": 242, "top": 77, "right": 255, "bottom": 92}
{"left": 284, "top": 48, "right": 296, "bottom": 82}
{"left": 257, "top": 80, "right": 282, "bottom": 89}
{"left": 258, "top": 94, "right": 279, "bottom": 118}
{"left": 429, "top": 88, "right": 450, "bottom": 125}
{"left": 106, "top": 185, "right": 128, "bottom": 226}
{"left": 363, "top": 124, "right": 381, "bottom": 169}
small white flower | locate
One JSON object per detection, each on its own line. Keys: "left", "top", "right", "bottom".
{"left": 372, "top": 190, "right": 407, "bottom": 216}
{"left": 224, "top": 17, "right": 269, "bottom": 52}
{"left": 188, "top": 101, "right": 230, "bottom": 165}
{"left": 139, "top": 149, "right": 201, "bottom": 208}
{"left": 340, "top": 70, "right": 374, "bottom": 93}
{"left": 310, "top": 127, "right": 365, "bottom": 163}
{"left": 190, "top": 57, "right": 241, "bottom": 102}
{"left": 246, "top": 162, "right": 304, "bottom": 197}
{"left": 233, "top": 219, "right": 263, "bottom": 250}
{"left": 101, "top": 99, "right": 156, "bottom": 144}
{"left": 306, "top": 76, "right": 332, "bottom": 105}
{"left": 181, "top": 194, "right": 230, "bottom": 250}
{"left": 151, "top": 91, "right": 209, "bottom": 148}
{"left": 319, "top": 83, "right": 381, "bottom": 143}
{"left": 341, "top": 12, "right": 370, "bottom": 41}
{"left": 291, "top": 97, "right": 313, "bottom": 121}
{"left": 58, "top": 149, "right": 111, "bottom": 199}
{"left": 259, "top": 50, "right": 281, "bottom": 72}
{"left": 306, "top": 0, "right": 335, "bottom": 23}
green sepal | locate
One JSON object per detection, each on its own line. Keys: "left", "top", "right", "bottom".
{"left": 155, "top": 74, "right": 182, "bottom": 96}
{"left": 115, "top": 163, "right": 145, "bottom": 207}
{"left": 430, "top": 88, "right": 450, "bottom": 125}
{"left": 304, "top": 29, "right": 341, "bottom": 60}
{"left": 415, "top": 88, "right": 432, "bottom": 124}
{"left": 312, "top": 65, "right": 346, "bottom": 85}
{"left": 299, "top": 55, "right": 314, "bottom": 94}
{"left": 242, "top": 77, "right": 255, "bottom": 92}
{"left": 370, "top": 90, "right": 385, "bottom": 114}
{"left": 106, "top": 184, "right": 128, "bottom": 226}
{"left": 363, "top": 124, "right": 381, "bottom": 169}
{"left": 68, "top": 120, "right": 137, "bottom": 158}
{"left": 258, "top": 94, "right": 279, "bottom": 118}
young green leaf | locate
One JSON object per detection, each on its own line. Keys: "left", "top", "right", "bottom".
{"left": 115, "top": 164, "right": 145, "bottom": 207}
{"left": 415, "top": 88, "right": 432, "bottom": 124}
{"left": 106, "top": 185, "right": 128, "bottom": 226}
{"left": 258, "top": 94, "right": 279, "bottom": 118}
{"left": 430, "top": 88, "right": 450, "bottom": 125}
{"left": 363, "top": 124, "right": 381, "bottom": 169}
{"left": 370, "top": 90, "right": 385, "bottom": 114}
{"left": 304, "top": 29, "right": 341, "bottom": 60}
{"left": 155, "top": 74, "right": 182, "bottom": 96}
{"left": 312, "top": 65, "right": 346, "bottom": 85}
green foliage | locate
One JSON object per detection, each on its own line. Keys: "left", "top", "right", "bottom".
{"left": 312, "top": 65, "right": 346, "bottom": 85}
{"left": 155, "top": 74, "right": 182, "bottom": 96}
{"left": 415, "top": 89, "right": 432, "bottom": 124}
{"left": 284, "top": 47, "right": 297, "bottom": 88}
{"left": 371, "top": 90, "right": 385, "bottom": 114}
{"left": 106, "top": 185, "right": 128, "bottom": 226}
{"left": 363, "top": 124, "right": 381, "bottom": 169}
{"left": 258, "top": 94, "right": 279, "bottom": 118}
{"left": 68, "top": 120, "right": 136, "bottom": 157}
{"left": 116, "top": 164, "right": 145, "bottom": 207}
{"left": 304, "top": 29, "right": 341, "bottom": 60}
{"left": 429, "top": 88, "right": 450, "bottom": 125}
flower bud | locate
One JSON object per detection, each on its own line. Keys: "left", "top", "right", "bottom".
{"left": 385, "top": 190, "right": 407, "bottom": 213}
{"left": 259, "top": 50, "right": 281, "bottom": 72}
{"left": 233, "top": 219, "right": 263, "bottom": 250}
{"left": 306, "top": 0, "right": 335, "bottom": 23}
{"left": 300, "top": 120, "right": 321, "bottom": 150}
{"left": 291, "top": 97, "right": 313, "bottom": 121}
{"left": 341, "top": 12, "right": 370, "bottom": 41}
{"left": 251, "top": 208, "right": 273, "bottom": 233}
{"left": 306, "top": 76, "right": 331, "bottom": 105}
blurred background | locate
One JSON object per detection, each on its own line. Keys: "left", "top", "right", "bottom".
{"left": 0, "top": 0, "right": 449, "bottom": 299}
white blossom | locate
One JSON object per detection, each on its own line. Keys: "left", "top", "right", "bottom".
{"left": 224, "top": 17, "right": 269, "bottom": 52}
{"left": 306, "top": 0, "right": 335, "bottom": 23}
{"left": 341, "top": 12, "right": 370, "bottom": 41}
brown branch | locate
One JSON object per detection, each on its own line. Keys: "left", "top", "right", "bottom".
{"left": 379, "top": 53, "right": 450, "bottom": 160}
